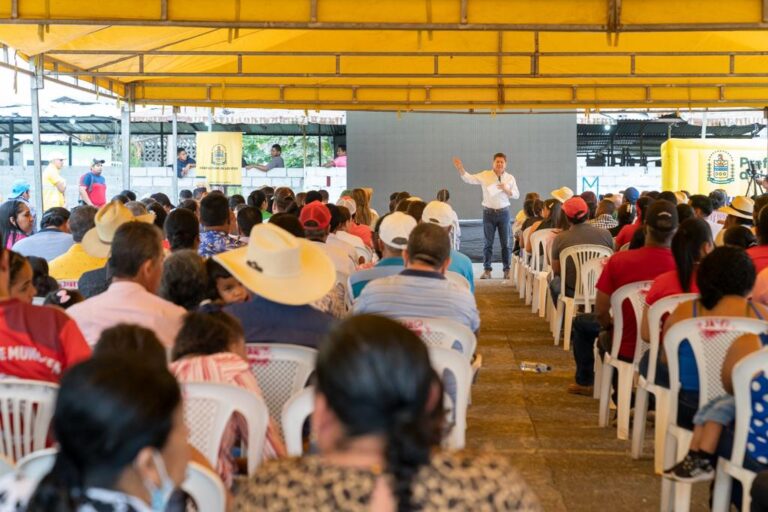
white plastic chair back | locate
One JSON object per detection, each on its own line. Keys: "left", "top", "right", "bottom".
{"left": 645, "top": 293, "right": 699, "bottom": 387}
{"left": 182, "top": 461, "right": 227, "bottom": 512}
{"left": 580, "top": 257, "right": 608, "bottom": 314}
{"left": 445, "top": 271, "right": 471, "bottom": 290}
{"left": 246, "top": 344, "right": 317, "bottom": 427}
{"left": 281, "top": 386, "right": 315, "bottom": 457}
{"left": 529, "top": 229, "right": 555, "bottom": 273}
{"left": 0, "top": 379, "right": 58, "bottom": 463}
{"left": 428, "top": 347, "right": 471, "bottom": 450}
{"left": 182, "top": 382, "right": 269, "bottom": 475}
{"left": 609, "top": 280, "right": 654, "bottom": 364}
{"left": 560, "top": 244, "right": 614, "bottom": 303}
{"left": 16, "top": 447, "right": 56, "bottom": 481}
{"left": 399, "top": 317, "right": 477, "bottom": 358}
{"left": 0, "top": 455, "right": 13, "bottom": 479}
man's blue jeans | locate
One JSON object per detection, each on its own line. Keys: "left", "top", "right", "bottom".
{"left": 483, "top": 207, "right": 511, "bottom": 271}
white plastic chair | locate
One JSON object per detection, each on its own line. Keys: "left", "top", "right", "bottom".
{"left": 528, "top": 229, "right": 555, "bottom": 315}
{"left": 580, "top": 257, "right": 608, "bottom": 315}
{"left": 553, "top": 244, "right": 614, "bottom": 351}
{"left": 281, "top": 386, "right": 315, "bottom": 457}
{"left": 0, "top": 379, "right": 58, "bottom": 463}
{"left": 0, "top": 455, "right": 13, "bottom": 479}
{"left": 182, "top": 382, "right": 269, "bottom": 476}
{"left": 517, "top": 251, "right": 530, "bottom": 299}
{"left": 631, "top": 293, "right": 698, "bottom": 473}
{"left": 712, "top": 348, "right": 768, "bottom": 512}
{"left": 16, "top": 447, "right": 56, "bottom": 481}
{"left": 246, "top": 343, "right": 317, "bottom": 429}
{"left": 660, "top": 317, "right": 768, "bottom": 512}
{"left": 182, "top": 461, "right": 227, "bottom": 512}
{"left": 597, "top": 280, "right": 653, "bottom": 440}
{"left": 428, "top": 347, "right": 471, "bottom": 450}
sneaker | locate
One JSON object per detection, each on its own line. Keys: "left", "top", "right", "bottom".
{"left": 567, "top": 383, "right": 594, "bottom": 396}
{"left": 480, "top": 270, "right": 492, "bottom": 279}
{"left": 503, "top": 270, "right": 511, "bottom": 280}
{"left": 664, "top": 453, "right": 715, "bottom": 483}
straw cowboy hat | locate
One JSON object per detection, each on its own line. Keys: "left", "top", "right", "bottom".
{"left": 719, "top": 196, "right": 754, "bottom": 221}
{"left": 81, "top": 200, "right": 155, "bottom": 258}
{"left": 551, "top": 186, "right": 574, "bottom": 203}
{"left": 214, "top": 223, "right": 335, "bottom": 306}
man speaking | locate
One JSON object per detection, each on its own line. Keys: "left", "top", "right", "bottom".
{"left": 453, "top": 153, "right": 520, "bottom": 280}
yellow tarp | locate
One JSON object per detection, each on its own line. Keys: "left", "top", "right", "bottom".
{"left": 2, "top": 1, "right": 768, "bottom": 110}
{"left": 662, "top": 138, "right": 768, "bottom": 196}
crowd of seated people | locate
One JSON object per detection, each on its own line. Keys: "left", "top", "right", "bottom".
{"left": 0, "top": 181, "right": 542, "bottom": 512}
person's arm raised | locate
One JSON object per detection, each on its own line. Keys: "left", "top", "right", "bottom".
{"left": 453, "top": 157, "right": 480, "bottom": 185}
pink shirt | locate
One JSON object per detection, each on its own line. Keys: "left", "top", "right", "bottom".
{"left": 66, "top": 281, "right": 186, "bottom": 347}
{"left": 170, "top": 352, "right": 286, "bottom": 488}
{"left": 332, "top": 155, "right": 347, "bottom": 167}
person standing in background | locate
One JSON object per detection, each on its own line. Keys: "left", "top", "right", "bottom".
{"left": 253, "top": 144, "right": 285, "bottom": 172}
{"left": 42, "top": 151, "right": 67, "bottom": 210}
{"left": 78, "top": 159, "right": 108, "bottom": 208}
{"left": 453, "top": 153, "right": 520, "bottom": 280}
{"left": 323, "top": 145, "right": 347, "bottom": 167}
{"left": 176, "top": 147, "right": 196, "bottom": 178}
{"left": 9, "top": 179, "right": 35, "bottom": 233}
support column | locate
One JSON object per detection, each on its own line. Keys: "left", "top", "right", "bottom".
{"left": 700, "top": 110, "right": 708, "bottom": 140}
{"left": 171, "top": 107, "right": 179, "bottom": 202}
{"left": 8, "top": 121, "right": 14, "bottom": 166}
{"left": 68, "top": 136, "right": 73, "bottom": 162}
{"left": 121, "top": 103, "right": 131, "bottom": 192}
{"left": 30, "top": 60, "right": 44, "bottom": 218}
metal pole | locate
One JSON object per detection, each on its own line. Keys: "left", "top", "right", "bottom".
{"left": 159, "top": 121, "right": 165, "bottom": 168}
{"left": 701, "top": 110, "right": 708, "bottom": 139}
{"left": 317, "top": 135, "right": 322, "bottom": 166}
{"left": 68, "top": 136, "right": 73, "bottom": 162}
{"left": 30, "top": 60, "right": 44, "bottom": 219}
{"left": 8, "top": 121, "right": 13, "bottom": 166}
{"left": 121, "top": 103, "right": 131, "bottom": 192}
{"left": 171, "top": 107, "right": 179, "bottom": 202}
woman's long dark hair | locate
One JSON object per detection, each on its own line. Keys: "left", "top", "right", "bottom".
{"left": 316, "top": 315, "right": 443, "bottom": 512}
{"left": 26, "top": 355, "right": 181, "bottom": 511}
{"left": 0, "top": 200, "right": 28, "bottom": 249}
{"left": 671, "top": 218, "right": 713, "bottom": 292}
{"left": 697, "top": 246, "right": 756, "bottom": 310}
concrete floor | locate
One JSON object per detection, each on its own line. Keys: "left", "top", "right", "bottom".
{"left": 466, "top": 278, "right": 711, "bottom": 511}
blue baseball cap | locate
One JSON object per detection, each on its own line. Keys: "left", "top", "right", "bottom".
{"left": 10, "top": 179, "right": 30, "bottom": 198}
{"left": 623, "top": 187, "right": 640, "bottom": 204}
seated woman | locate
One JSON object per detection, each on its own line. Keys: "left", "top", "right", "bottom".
{"left": 0, "top": 355, "right": 189, "bottom": 512}
{"left": 8, "top": 251, "right": 36, "bottom": 303}
{"left": 609, "top": 202, "right": 636, "bottom": 238}
{"left": 170, "top": 311, "right": 285, "bottom": 488}
{"left": 235, "top": 315, "right": 540, "bottom": 511}
{"left": 159, "top": 250, "right": 208, "bottom": 310}
{"left": 659, "top": 247, "right": 768, "bottom": 479}
{"left": 525, "top": 199, "right": 566, "bottom": 255}
{"left": 517, "top": 198, "right": 543, "bottom": 254}
{"left": 723, "top": 225, "right": 757, "bottom": 250}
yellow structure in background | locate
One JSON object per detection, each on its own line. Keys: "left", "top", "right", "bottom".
{"left": 195, "top": 132, "right": 242, "bottom": 186}
{"left": 661, "top": 138, "right": 768, "bottom": 196}
{"left": 3, "top": 1, "right": 768, "bottom": 110}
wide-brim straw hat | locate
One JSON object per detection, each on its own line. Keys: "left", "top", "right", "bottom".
{"left": 551, "top": 186, "right": 574, "bottom": 203}
{"left": 81, "top": 200, "right": 155, "bottom": 258}
{"left": 214, "top": 223, "right": 335, "bottom": 306}
{"left": 719, "top": 196, "right": 754, "bottom": 220}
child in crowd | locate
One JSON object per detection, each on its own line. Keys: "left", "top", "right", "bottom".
{"left": 44, "top": 288, "right": 84, "bottom": 310}
{"left": 205, "top": 258, "right": 249, "bottom": 305}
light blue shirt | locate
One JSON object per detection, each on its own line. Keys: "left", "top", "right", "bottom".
{"left": 12, "top": 229, "right": 73, "bottom": 261}
{"left": 349, "top": 257, "right": 404, "bottom": 299}
{"left": 448, "top": 249, "right": 475, "bottom": 293}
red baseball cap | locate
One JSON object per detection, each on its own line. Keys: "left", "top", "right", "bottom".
{"left": 562, "top": 197, "right": 589, "bottom": 220}
{"left": 299, "top": 201, "right": 331, "bottom": 230}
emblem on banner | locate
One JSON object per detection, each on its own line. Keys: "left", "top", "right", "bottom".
{"left": 706, "top": 151, "right": 735, "bottom": 185}
{"left": 211, "top": 144, "right": 228, "bottom": 166}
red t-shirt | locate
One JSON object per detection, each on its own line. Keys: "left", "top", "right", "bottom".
{"left": 596, "top": 246, "right": 676, "bottom": 360}
{"left": 747, "top": 245, "right": 768, "bottom": 275}
{"left": 0, "top": 299, "right": 91, "bottom": 383}
{"left": 645, "top": 269, "right": 699, "bottom": 307}
{"left": 347, "top": 222, "right": 373, "bottom": 248}
{"left": 614, "top": 222, "right": 641, "bottom": 249}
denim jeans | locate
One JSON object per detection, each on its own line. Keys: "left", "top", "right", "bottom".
{"left": 572, "top": 313, "right": 601, "bottom": 386}
{"left": 483, "top": 207, "right": 511, "bottom": 271}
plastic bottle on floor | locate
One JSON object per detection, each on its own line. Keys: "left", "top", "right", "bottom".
{"left": 519, "top": 361, "right": 552, "bottom": 373}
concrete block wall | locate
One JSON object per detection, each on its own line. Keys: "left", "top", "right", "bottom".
{"left": 0, "top": 165, "right": 347, "bottom": 209}
{"left": 577, "top": 166, "right": 663, "bottom": 196}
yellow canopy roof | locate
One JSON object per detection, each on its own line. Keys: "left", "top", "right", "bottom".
{"left": 2, "top": 0, "right": 768, "bottom": 111}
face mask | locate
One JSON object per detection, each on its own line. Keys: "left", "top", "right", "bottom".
{"left": 141, "top": 450, "right": 176, "bottom": 512}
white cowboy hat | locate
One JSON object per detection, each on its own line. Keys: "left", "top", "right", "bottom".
{"left": 719, "top": 196, "right": 754, "bottom": 220}
{"left": 214, "top": 223, "right": 335, "bottom": 306}
{"left": 551, "top": 186, "right": 574, "bottom": 203}
{"left": 81, "top": 200, "right": 155, "bottom": 258}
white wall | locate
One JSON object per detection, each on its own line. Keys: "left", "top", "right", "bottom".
{"left": 577, "top": 165, "right": 663, "bottom": 196}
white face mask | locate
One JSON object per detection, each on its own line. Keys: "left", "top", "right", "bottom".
{"left": 140, "top": 450, "right": 176, "bottom": 512}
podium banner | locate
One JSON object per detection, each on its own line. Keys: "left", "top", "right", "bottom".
{"left": 195, "top": 132, "right": 243, "bottom": 186}
{"left": 661, "top": 138, "right": 768, "bottom": 196}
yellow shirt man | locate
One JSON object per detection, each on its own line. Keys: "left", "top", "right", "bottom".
{"left": 42, "top": 155, "right": 67, "bottom": 210}
{"left": 49, "top": 243, "right": 107, "bottom": 282}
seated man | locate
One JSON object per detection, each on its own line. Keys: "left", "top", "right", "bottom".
{"left": 354, "top": 223, "right": 479, "bottom": 333}
{"left": 235, "top": 206, "right": 262, "bottom": 245}
{"left": 48, "top": 205, "right": 102, "bottom": 283}
{"left": 198, "top": 193, "right": 244, "bottom": 257}
{"left": 67, "top": 222, "right": 187, "bottom": 348}
{"left": 349, "top": 212, "right": 416, "bottom": 299}
{"left": 421, "top": 201, "right": 474, "bottom": 292}
{"left": 217, "top": 223, "right": 337, "bottom": 348}
{"left": 325, "top": 204, "right": 357, "bottom": 264}
{"left": 300, "top": 201, "right": 355, "bottom": 281}
{"left": 12, "top": 207, "right": 73, "bottom": 261}
{"left": 588, "top": 199, "right": 618, "bottom": 231}
{"left": 550, "top": 196, "right": 613, "bottom": 301}
{"left": 568, "top": 200, "right": 678, "bottom": 395}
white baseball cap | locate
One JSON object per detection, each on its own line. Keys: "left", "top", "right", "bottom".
{"left": 379, "top": 212, "right": 417, "bottom": 250}
{"left": 422, "top": 201, "right": 455, "bottom": 228}
{"left": 337, "top": 196, "right": 357, "bottom": 216}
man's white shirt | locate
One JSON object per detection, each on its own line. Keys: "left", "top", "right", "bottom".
{"left": 460, "top": 170, "right": 520, "bottom": 209}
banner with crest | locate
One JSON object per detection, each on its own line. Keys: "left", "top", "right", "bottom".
{"left": 195, "top": 132, "right": 243, "bottom": 186}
